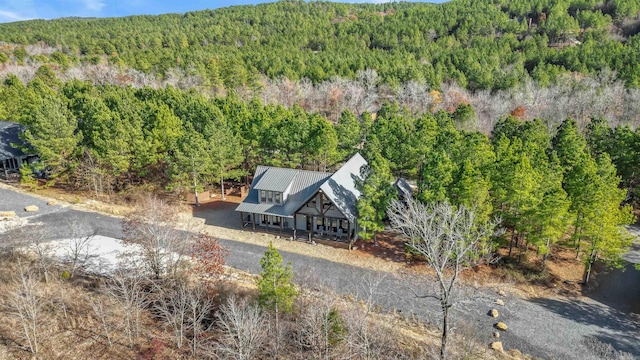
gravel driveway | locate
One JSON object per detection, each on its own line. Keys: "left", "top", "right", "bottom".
{"left": 1, "top": 186, "right": 638, "bottom": 359}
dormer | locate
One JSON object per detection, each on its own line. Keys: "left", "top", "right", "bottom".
{"left": 253, "top": 167, "right": 298, "bottom": 205}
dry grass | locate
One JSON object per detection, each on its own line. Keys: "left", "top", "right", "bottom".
{"left": 0, "top": 247, "right": 525, "bottom": 360}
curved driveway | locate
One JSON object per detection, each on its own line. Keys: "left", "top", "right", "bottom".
{"left": 1, "top": 186, "right": 638, "bottom": 359}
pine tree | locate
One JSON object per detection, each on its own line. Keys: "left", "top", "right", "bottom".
{"left": 580, "top": 154, "right": 635, "bottom": 284}
{"left": 529, "top": 153, "right": 571, "bottom": 271}
{"left": 356, "top": 153, "right": 396, "bottom": 245}
{"left": 257, "top": 242, "right": 297, "bottom": 313}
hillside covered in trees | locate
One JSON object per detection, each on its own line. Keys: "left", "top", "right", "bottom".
{"left": 1, "top": 0, "right": 640, "bottom": 90}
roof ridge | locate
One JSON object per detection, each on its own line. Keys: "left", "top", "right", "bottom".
{"left": 255, "top": 165, "right": 333, "bottom": 176}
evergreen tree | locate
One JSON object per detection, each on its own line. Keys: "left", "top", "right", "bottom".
{"left": 580, "top": 154, "right": 635, "bottom": 284}
{"left": 257, "top": 242, "right": 297, "bottom": 313}
{"left": 356, "top": 153, "right": 396, "bottom": 245}
{"left": 21, "top": 91, "right": 82, "bottom": 181}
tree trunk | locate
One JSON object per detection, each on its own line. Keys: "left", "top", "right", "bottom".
{"left": 193, "top": 170, "right": 200, "bottom": 207}
{"left": 440, "top": 303, "right": 450, "bottom": 360}
{"left": 541, "top": 237, "right": 550, "bottom": 272}
{"left": 373, "top": 231, "right": 377, "bottom": 246}
{"left": 221, "top": 175, "right": 226, "bottom": 200}
{"left": 508, "top": 228, "right": 516, "bottom": 257}
{"left": 583, "top": 250, "right": 597, "bottom": 285}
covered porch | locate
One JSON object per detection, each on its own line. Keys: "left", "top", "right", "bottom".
{"left": 238, "top": 211, "right": 357, "bottom": 243}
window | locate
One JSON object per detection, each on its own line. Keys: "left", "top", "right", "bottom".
{"left": 275, "top": 192, "right": 281, "bottom": 204}
{"left": 261, "top": 214, "right": 269, "bottom": 224}
{"left": 260, "top": 190, "right": 266, "bottom": 203}
{"left": 273, "top": 216, "right": 281, "bottom": 226}
{"left": 268, "top": 191, "right": 273, "bottom": 203}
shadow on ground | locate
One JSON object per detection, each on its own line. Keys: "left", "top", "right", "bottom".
{"left": 528, "top": 296, "right": 640, "bottom": 357}
{"left": 191, "top": 199, "right": 244, "bottom": 230}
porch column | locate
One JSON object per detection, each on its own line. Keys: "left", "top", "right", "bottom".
{"left": 252, "top": 213, "right": 256, "bottom": 230}
{"left": 2, "top": 160, "right": 7, "bottom": 179}
{"left": 311, "top": 216, "right": 315, "bottom": 238}
{"left": 240, "top": 211, "right": 244, "bottom": 227}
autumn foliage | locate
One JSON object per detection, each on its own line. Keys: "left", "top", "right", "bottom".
{"left": 191, "top": 233, "right": 228, "bottom": 278}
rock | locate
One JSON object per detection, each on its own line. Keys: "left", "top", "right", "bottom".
{"left": 490, "top": 309, "right": 499, "bottom": 318}
{"left": 0, "top": 211, "right": 16, "bottom": 217}
{"left": 490, "top": 341, "right": 504, "bottom": 352}
{"left": 47, "top": 200, "right": 56, "bottom": 206}
{"left": 498, "top": 290, "right": 506, "bottom": 296}
{"left": 495, "top": 299, "right": 505, "bottom": 306}
{"left": 495, "top": 322, "right": 508, "bottom": 331}
{"left": 24, "top": 205, "right": 39, "bottom": 212}
{"left": 493, "top": 331, "right": 500, "bottom": 338}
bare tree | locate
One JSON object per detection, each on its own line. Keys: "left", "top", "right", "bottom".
{"left": 213, "top": 296, "right": 267, "bottom": 360}
{"left": 88, "top": 295, "right": 114, "bottom": 347}
{"left": 106, "top": 272, "right": 146, "bottom": 345}
{"left": 122, "top": 196, "right": 191, "bottom": 279}
{"left": 342, "top": 273, "right": 390, "bottom": 360}
{"left": 153, "top": 282, "right": 190, "bottom": 349}
{"left": 387, "top": 198, "right": 500, "bottom": 360}
{"left": 14, "top": 224, "right": 55, "bottom": 283}
{"left": 3, "top": 260, "right": 43, "bottom": 354}
{"left": 65, "top": 218, "right": 97, "bottom": 277}
{"left": 185, "top": 285, "right": 214, "bottom": 357}
{"left": 295, "top": 296, "right": 343, "bottom": 359}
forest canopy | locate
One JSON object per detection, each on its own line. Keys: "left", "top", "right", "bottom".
{"left": 1, "top": 0, "right": 640, "bottom": 90}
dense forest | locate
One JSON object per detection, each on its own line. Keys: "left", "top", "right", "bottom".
{"left": 0, "top": 71, "right": 636, "bottom": 281}
{"left": 0, "top": 0, "right": 638, "bottom": 278}
{"left": 1, "top": 0, "right": 640, "bottom": 90}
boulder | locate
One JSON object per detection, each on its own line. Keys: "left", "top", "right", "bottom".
{"left": 495, "top": 299, "right": 505, "bottom": 306}
{"left": 47, "top": 200, "right": 56, "bottom": 206}
{"left": 495, "top": 322, "right": 508, "bottom": 331}
{"left": 490, "top": 341, "right": 504, "bottom": 352}
{"left": 493, "top": 331, "right": 500, "bottom": 338}
{"left": 24, "top": 205, "right": 39, "bottom": 212}
{"left": 490, "top": 309, "right": 499, "bottom": 318}
{"left": 0, "top": 211, "right": 16, "bottom": 217}
{"left": 498, "top": 290, "right": 506, "bottom": 296}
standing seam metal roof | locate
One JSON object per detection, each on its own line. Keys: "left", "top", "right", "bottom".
{"left": 235, "top": 153, "right": 367, "bottom": 222}
{"left": 252, "top": 167, "right": 299, "bottom": 192}
{"left": 235, "top": 166, "right": 332, "bottom": 218}
{"left": 319, "top": 153, "right": 367, "bottom": 223}
{"left": 0, "top": 121, "right": 27, "bottom": 161}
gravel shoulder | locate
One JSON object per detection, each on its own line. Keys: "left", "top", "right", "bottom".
{"left": 1, "top": 185, "right": 639, "bottom": 359}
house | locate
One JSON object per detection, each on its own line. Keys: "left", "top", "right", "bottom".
{"left": 235, "top": 153, "right": 367, "bottom": 242}
{"left": 394, "top": 177, "right": 414, "bottom": 200}
{"left": 0, "top": 121, "right": 37, "bottom": 180}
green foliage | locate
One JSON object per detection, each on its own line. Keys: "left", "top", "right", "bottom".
{"left": 257, "top": 243, "right": 297, "bottom": 314}
{"left": 356, "top": 153, "right": 396, "bottom": 241}
{"left": 325, "top": 308, "right": 346, "bottom": 347}
{"left": 1, "top": 1, "right": 640, "bottom": 90}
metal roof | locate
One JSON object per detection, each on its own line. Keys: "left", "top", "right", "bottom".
{"left": 0, "top": 121, "right": 27, "bottom": 161}
{"left": 236, "top": 153, "right": 367, "bottom": 223}
{"left": 253, "top": 167, "right": 298, "bottom": 192}
{"left": 235, "top": 166, "right": 332, "bottom": 218}
{"left": 394, "top": 177, "right": 414, "bottom": 197}
{"left": 319, "top": 153, "right": 367, "bottom": 223}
